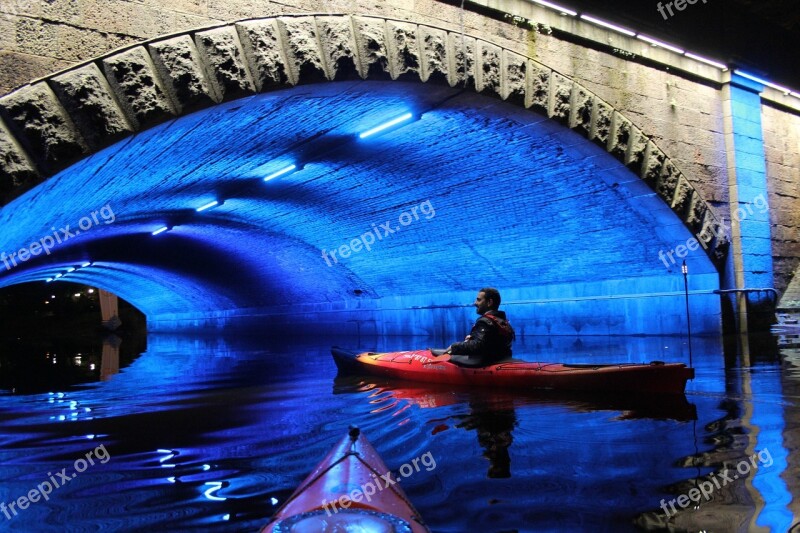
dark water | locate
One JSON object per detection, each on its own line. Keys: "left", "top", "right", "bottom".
{"left": 0, "top": 332, "right": 797, "bottom": 532}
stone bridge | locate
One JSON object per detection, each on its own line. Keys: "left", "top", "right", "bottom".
{"left": 0, "top": 0, "right": 797, "bottom": 336}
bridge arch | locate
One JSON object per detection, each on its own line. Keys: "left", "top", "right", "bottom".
{"left": 0, "top": 14, "right": 729, "bottom": 335}
{"left": 0, "top": 14, "right": 729, "bottom": 263}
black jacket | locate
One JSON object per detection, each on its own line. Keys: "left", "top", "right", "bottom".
{"left": 449, "top": 310, "right": 515, "bottom": 363}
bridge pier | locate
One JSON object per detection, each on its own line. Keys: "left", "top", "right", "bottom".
{"left": 721, "top": 74, "right": 777, "bottom": 333}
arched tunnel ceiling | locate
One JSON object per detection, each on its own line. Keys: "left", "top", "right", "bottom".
{"left": 0, "top": 81, "right": 714, "bottom": 318}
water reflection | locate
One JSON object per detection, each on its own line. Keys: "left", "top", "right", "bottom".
{"left": 0, "top": 333, "right": 145, "bottom": 394}
{"left": 0, "top": 333, "right": 795, "bottom": 531}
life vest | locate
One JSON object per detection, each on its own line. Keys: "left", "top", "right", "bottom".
{"left": 481, "top": 313, "right": 515, "bottom": 341}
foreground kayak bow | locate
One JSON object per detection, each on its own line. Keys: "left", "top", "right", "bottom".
{"left": 262, "top": 426, "right": 430, "bottom": 532}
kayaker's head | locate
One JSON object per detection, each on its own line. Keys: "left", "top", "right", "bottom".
{"left": 474, "top": 287, "right": 501, "bottom": 315}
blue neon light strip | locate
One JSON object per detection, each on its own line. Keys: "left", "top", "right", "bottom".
{"left": 264, "top": 164, "right": 297, "bottom": 182}
{"left": 359, "top": 113, "right": 414, "bottom": 139}
{"left": 196, "top": 200, "right": 219, "bottom": 212}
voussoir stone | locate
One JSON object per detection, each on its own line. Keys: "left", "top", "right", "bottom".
{"left": 0, "top": 83, "right": 87, "bottom": 174}
{"left": 0, "top": 118, "right": 39, "bottom": 195}
{"left": 50, "top": 63, "right": 134, "bottom": 150}
{"left": 102, "top": 46, "right": 177, "bottom": 128}
{"left": 195, "top": 26, "right": 256, "bottom": 101}
{"left": 592, "top": 98, "right": 613, "bottom": 147}
{"left": 448, "top": 33, "right": 476, "bottom": 88}
{"left": 354, "top": 17, "right": 391, "bottom": 80}
{"left": 476, "top": 40, "right": 502, "bottom": 97}
{"left": 549, "top": 71, "right": 571, "bottom": 123}
{"left": 386, "top": 20, "right": 420, "bottom": 82}
{"left": 419, "top": 25, "right": 448, "bottom": 84}
{"left": 526, "top": 60, "right": 550, "bottom": 113}
{"left": 277, "top": 16, "right": 327, "bottom": 84}
{"left": 149, "top": 35, "right": 219, "bottom": 113}
{"left": 671, "top": 174, "right": 692, "bottom": 216}
{"left": 317, "top": 16, "right": 362, "bottom": 81}
{"left": 503, "top": 51, "right": 526, "bottom": 105}
{"left": 570, "top": 83, "right": 592, "bottom": 135}
{"left": 235, "top": 19, "right": 292, "bottom": 90}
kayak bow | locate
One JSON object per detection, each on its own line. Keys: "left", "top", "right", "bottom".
{"left": 262, "top": 426, "right": 430, "bottom": 533}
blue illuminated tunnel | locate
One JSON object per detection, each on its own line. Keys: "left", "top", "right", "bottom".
{"left": 0, "top": 81, "right": 721, "bottom": 336}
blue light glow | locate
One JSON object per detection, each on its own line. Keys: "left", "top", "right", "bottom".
{"left": 734, "top": 70, "right": 791, "bottom": 94}
{"left": 67, "top": 267, "right": 76, "bottom": 273}
{"left": 196, "top": 200, "right": 219, "bottom": 212}
{"left": 0, "top": 82, "right": 724, "bottom": 334}
{"left": 358, "top": 112, "right": 413, "bottom": 138}
{"left": 81, "top": 262, "right": 91, "bottom": 268}
{"left": 263, "top": 164, "right": 297, "bottom": 182}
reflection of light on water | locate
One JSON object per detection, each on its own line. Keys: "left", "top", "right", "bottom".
{"left": 748, "top": 366, "right": 793, "bottom": 530}
{"left": 203, "top": 481, "right": 227, "bottom": 501}
{"left": 158, "top": 449, "right": 178, "bottom": 468}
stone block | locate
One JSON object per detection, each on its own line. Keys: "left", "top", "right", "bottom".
{"left": 570, "top": 83, "right": 592, "bottom": 136}
{"left": 316, "top": 16, "right": 361, "bottom": 81}
{"left": 525, "top": 59, "right": 549, "bottom": 114}
{"left": 549, "top": 71, "right": 571, "bottom": 124}
{"left": 418, "top": 25, "right": 448, "bottom": 85}
{"left": 102, "top": 46, "right": 177, "bottom": 128}
{"left": 642, "top": 141, "right": 665, "bottom": 186}
{"left": 236, "top": 19, "right": 291, "bottom": 90}
{"left": 608, "top": 111, "right": 630, "bottom": 160}
{"left": 386, "top": 20, "right": 420, "bottom": 81}
{"left": 656, "top": 160, "right": 681, "bottom": 206}
{"left": 276, "top": 17, "right": 327, "bottom": 84}
{"left": 476, "top": 40, "right": 501, "bottom": 97}
{"left": 591, "top": 98, "right": 612, "bottom": 148}
{"left": 0, "top": 51, "right": 72, "bottom": 96}
{"left": 685, "top": 190, "right": 708, "bottom": 235}
{"left": 447, "top": 32, "right": 475, "bottom": 88}
{"left": 195, "top": 26, "right": 256, "bottom": 101}
{"left": 14, "top": 18, "right": 57, "bottom": 58}
{"left": 0, "top": 117, "right": 39, "bottom": 196}
{"left": 354, "top": 16, "right": 391, "bottom": 80}
{"left": 149, "top": 35, "right": 219, "bottom": 113}
{"left": 501, "top": 50, "right": 525, "bottom": 105}
{"left": 671, "top": 174, "right": 692, "bottom": 217}
{"left": 49, "top": 63, "right": 134, "bottom": 150}
{"left": 0, "top": 83, "right": 87, "bottom": 174}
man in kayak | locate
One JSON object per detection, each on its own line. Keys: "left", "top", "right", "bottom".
{"left": 445, "top": 287, "right": 515, "bottom": 366}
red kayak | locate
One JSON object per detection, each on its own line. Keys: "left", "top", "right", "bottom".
{"left": 262, "top": 427, "right": 430, "bottom": 532}
{"left": 332, "top": 348, "right": 694, "bottom": 395}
